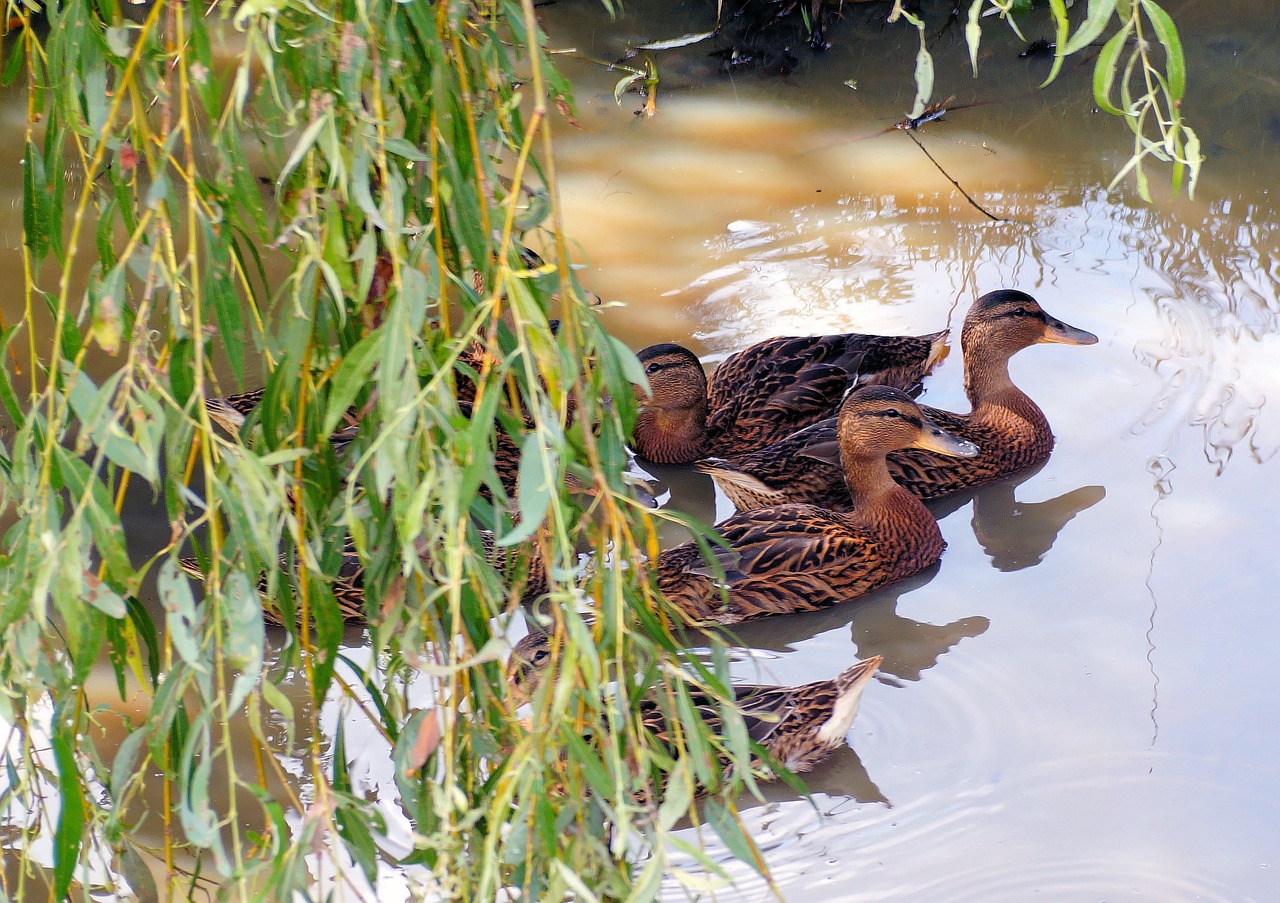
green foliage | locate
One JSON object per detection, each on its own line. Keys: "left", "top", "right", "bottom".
{"left": 0, "top": 0, "right": 764, "bottom": 898}
{"left": 893, "top": 0, "right": 1200, "bottom": 199}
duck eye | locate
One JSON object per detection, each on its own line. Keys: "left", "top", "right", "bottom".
{"left": 1012, "top": 307, "right": 1027, "bottom": 316}
{"left": 645, "top": 361, "right": 661, "bottom": 375}
{"left": 883, "top": 409, "right": 901, "bottom": 418}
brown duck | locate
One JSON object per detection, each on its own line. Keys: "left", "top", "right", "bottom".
{"left": 697, "top": 290, "right": 1097, "bottom": 511}
{"left": 631, "top": 327, "right": 948, "bottom": 465}
{"left": 509, "top": 631, "right": 882, "bottom": 776}
{"left": 651, "top": 386, "right": 976, "bottom": 625}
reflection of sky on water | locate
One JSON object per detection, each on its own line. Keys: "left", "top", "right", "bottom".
{"left": 684, "top": 188, "right": 1280, "bottom": 476}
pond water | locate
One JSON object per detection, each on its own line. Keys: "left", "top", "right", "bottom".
{"left": 5, "top": 0, "right": 1280, "bottom": 899}
{"left": 532, "top": 0, "right": 1280, "bottom": 898}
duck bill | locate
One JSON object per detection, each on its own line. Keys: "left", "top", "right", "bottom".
{"left": 1038, "top": 315, "right": 1098, "bottom": 346}
{"left": 911, "top": 418, "right": 979, "bottom": 458}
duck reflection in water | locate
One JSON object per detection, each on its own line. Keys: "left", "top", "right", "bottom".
{"left": 726, "top": 566, "right": 989, "bottom": 684}
{"left": 928, "top": 465, "right": 1106, "bottom": 573}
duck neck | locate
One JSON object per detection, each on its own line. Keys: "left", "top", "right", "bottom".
{"left": 963, "top": 345, "right": 1048, "bottom": 431}
{"left": 634, "top": 400, "right": 709, "bottom": 464}
{"left": 840, "top": 450, "right": 901, "bottom": 509}
{"left": 842, "top": 449, "right": 939, "bottom": 543}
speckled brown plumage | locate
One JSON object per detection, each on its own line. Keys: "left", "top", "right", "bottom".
{"left": 698, "top": 290, "right": 1097, "bottom": 511}
{"left": 630, "top": 329, "right": 948, "bottom": 465}
{"left": 508, "top": 632, "right": 881, "bottom": 777}
{"left": 651, "top": 386, "right": 975, "bottom": 625}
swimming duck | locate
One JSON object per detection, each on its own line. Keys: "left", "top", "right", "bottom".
{"left": 696, "top": 290, "right": 1097, "bottom": 511}
{"left": 631, "top": 327, "right": 948, "bottom": 465}
{"left": 508, "top": 631, "right": 882, "bottom": 776}
{"left": 652, "top": 385, "right": 976, "bottom": 625}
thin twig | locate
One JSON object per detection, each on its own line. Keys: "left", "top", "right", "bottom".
{"left": 905, "top": 130, "right": 1007, "bottom": 222}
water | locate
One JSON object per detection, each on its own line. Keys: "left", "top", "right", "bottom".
{"left": 7, "top": 0, "right": 1280, "bottom": 898}
{"left": 532, "top": 0, "right": 1280, "bottom": 898}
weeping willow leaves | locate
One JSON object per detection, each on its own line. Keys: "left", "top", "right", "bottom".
{"left": 2, "top": 0, "right": 765, "bottom": 899}
{"left": 892, "top": 0, "right": 1199, "bottom": 198}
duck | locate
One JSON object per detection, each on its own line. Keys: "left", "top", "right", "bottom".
{"left": 630, "top": 327, "right": 949, "bottom": 465}
{"left": 651, "top": 385, "right": 977, "bottom": 625}
{"left": 179, "top": 532, "right": 547, "bottom": 627}
{"left": 695, "top": 290, "right": 1097, "bottom": 511}
{"left": 508, "top": 630, "right": 882, "bottom": 777}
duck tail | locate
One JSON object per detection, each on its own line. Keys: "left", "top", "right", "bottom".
{"left": 923, "top": 328, "right": 951, "bottom": 373}
{"left": 205, "top": 395, "right": 248, "bottom": 435}
{"left": 814, "top": 655, "right": 882, "bottom": 745}
{"left": 695, "top": 458, "right": 787, "bottom": 511}
{"left": 177, "top": 556, "right": 207, "bottom": 582}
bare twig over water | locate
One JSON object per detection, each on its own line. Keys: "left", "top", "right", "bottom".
{"left": 904, "top": 130, "right": 1008, "bottom": 222}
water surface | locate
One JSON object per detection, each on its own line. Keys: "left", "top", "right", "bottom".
{"left": 534, "top": 0, "right": 1280, "bottom": 897}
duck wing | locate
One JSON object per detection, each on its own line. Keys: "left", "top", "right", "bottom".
{"left": 705, "top": 336, "right": 867, "bottom": 449}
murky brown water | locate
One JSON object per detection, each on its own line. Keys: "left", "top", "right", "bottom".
{"left": 533, "top": 0, "right": 1280, "bottom": 898}
{"left": 6, "top": 0, "right": 1280, "bottom": 898}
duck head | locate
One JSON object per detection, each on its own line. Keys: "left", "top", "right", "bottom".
{"left": 507, "top": 631, "right": 553, "bottom": 703}
{"left": 837, "top": 385, "right": 979, "bottom": 463}
{"left": 961, "top": 289, "right": 1098, "bottom": 359}
{"left": 631, "top": 343, "right": 710, "bottom": 463}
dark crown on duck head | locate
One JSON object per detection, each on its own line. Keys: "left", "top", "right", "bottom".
{"left": 961, "top": 289, "right": 1046, "bottom": 350}
{"left": 636, "top": 343, "right": 708, "bottom": 405}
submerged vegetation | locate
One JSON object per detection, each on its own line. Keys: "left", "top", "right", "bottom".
{"left": 0, "top": 0, "right": 1195, "bottom": 901}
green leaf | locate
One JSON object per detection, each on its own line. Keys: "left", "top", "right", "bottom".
{"left": 22, "top": 140, "right": 51, "bottom": 262}
{"left": 50, "top": 446, "right": 135, "bottom": 590}
{"left": 64, "top": 367, "right": 160, "bottom": 483}
{"left": 909, "top": 22, "right": 934, "bottom": 118}
{"left": 324, "top": 329, "right": 382, "bottom": 436}
{"left": 158, "top": 558, "right": 209, "bottom": 675}
{"left": 1140, "top": 0, "right": 1185, "bottom": 101}
{"left": 498, "top": 431, "right": 555, "bottom": 546}
{"left": 51, "top": 703, "right": 87, "bottom": 900}
{"left": 383, "top": 136, "right": 430, "bottom": 162}
{"left": 965, "top": 0, "right": 983, "bottom": 76}
{"left": 278, "top": 112, "right": 330, "bottom": 189}
{"left": 657, "top": 759, "right": 693, "bottom": 830}
{"left": 705, "top": 799, "right": 767, "bottom": 877}
{"left": 0, "top": 326, "right": 26, "bottom": 426}
{"left": 1061, "top": 0, "right": 1119, "bottom": 55}
{"left": 1, "top": 32, "right": 25, "bottom": 87}
{"left": 607, "top": 334, "right": 648, "bottom": 392}
{"left": 224, "top": 569, "right": 265, "bottom": 711}
{"left": 83, "top": 572, "right": 127, "bottom": 618}
{"left": 1092, "top": 23, "right": 1133, "bottom": 116}
{"left": 1040, "top": 0, "right": 1071, "bottom": 87}
{"left": 1182, "top": 125, "right": 1202, "bottom": 197}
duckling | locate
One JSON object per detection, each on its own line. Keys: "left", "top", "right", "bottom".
{"left": 697, "top": 290, "right": 1097, "bottom": 510}
{"left": 508, "top": 631, "right": 882, "bottom": 777}
{"left": 631, "top": 328, "right": 948, "bottom": 465}
{"left": 652, "top": 386, "right": 976, "bottom": 625}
